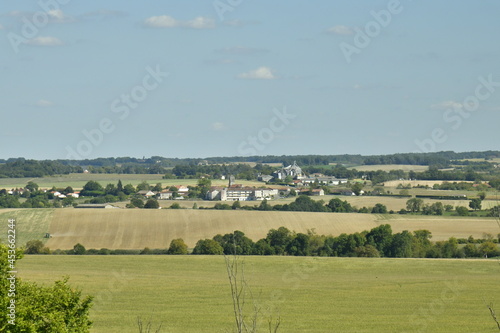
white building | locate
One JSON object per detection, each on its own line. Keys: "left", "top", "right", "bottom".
{"left": 301, "top": 176, "right": 348, "bottom": 186}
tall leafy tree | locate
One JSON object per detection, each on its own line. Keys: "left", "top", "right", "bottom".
{"left": 469, "top": 198, "right": 482, "bottom": 211}
{"left": 365, "top": 224, "right": 393, "bottom": 256}
{"left": 406, "top": 198, "right": 424, "bottom": 213}
{"left": 168, "top": 239, "right": 188, "bottom": 254}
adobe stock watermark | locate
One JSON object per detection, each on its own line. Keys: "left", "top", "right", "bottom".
{"left": 7, "top": 0, "right": 71, "bottom": 54}
{"left": 6, "top": 218, "right": 17, "bottom": 327}
{"left": 237, "top": 106, "right": 296, "bottom": 156}
{"left": 340, "top": 0, "right": 403, "bottom": 64}
{"left": 213, "top": 0, "right": 243, "bottom": 21}
{"left": 65, "top": 65, "right": 168, "bottom": 160}
{"left": 414, "top": 74, "right": 499, "bottom": 153}
{"left": 92, "top": 268, "right": 135, "bottom": 309}
{"left": 255, "top": 258, "right": 320, "bottom": 329}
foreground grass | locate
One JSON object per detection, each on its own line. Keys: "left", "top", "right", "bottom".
{"left": 18, "top": 255, "right": 500, "bottom": 332}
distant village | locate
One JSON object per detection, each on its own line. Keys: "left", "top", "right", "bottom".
{"left": 153, "top": 162, "right": 349, "bottom": 202}
{"left": 2, "top": 162, "right": 351, "bottom": 204}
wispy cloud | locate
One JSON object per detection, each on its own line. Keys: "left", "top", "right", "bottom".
{"left": 0, "top": 23, "right": 4, "bottom": 30}
{"left": 326, "top": 25, "right": 354, "bottom": 35}
{"left": 6, "top": 9, "right": 74, "bottom": 23}
{"left": 25, "top": 36, "right": 64, "bottom": 46}
{"left": 431, "top": 100, "right": 463, "bottom": 110}
{"left": 212, "top": 122, "right": 226, "bottom": 131}
{"left": 216, "top": 46, "right": 269, "bottom": 55}
{"left": 185, "top": 16, "right": 215, "bottom": 29}
{"left": 144, "top": 15, "right": 215, "bottom": 29}
{"left": 205, "top": 58, "right": 238, "bottom": 65}
{"left": 237, "top": 66, "right": 277, "bottom": 80}
{"left": 47, "top": 9, "right": 74, "bottom": 23}
{"left": 35, "top": 99, "right": 54, "bottom": 107}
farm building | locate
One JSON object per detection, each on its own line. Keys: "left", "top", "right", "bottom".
{"left": 258, "top": 175, "right": 273, "bottom": 182}
{"left": 311, "top": 189, "right": 325, "bottom": 196}
{"left": 298, "top": 188, "right": 324, "bottom": 196}
{"left": 158, "top": 190, "right": 173, "bottom": 200}
{"left": 137, "top": 190, "right": 156, "bottom": 198}
{"left": 173, "top": 185, "right": 189, "bottom": 193}
{"left": 75, "top": 204, "right": 117, "bottom": 209}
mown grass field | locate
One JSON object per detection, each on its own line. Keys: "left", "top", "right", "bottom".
{"left": 32, "top": 209, "right": 500, "bottom": 250}
{"left": 17, "top": 255, "right": 500, "bottom": 332}
{"left": 0, "top": 209, "right": 53, "bottom": 246}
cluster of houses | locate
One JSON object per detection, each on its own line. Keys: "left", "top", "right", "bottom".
{"left": 105, "top": 162, "right": 351, "bottom": 202}
{"left": 51, "top": 190, "right": 80, "bottom": 199}
{"left": 4, "top": 188, "right": 80, "bottom": 199}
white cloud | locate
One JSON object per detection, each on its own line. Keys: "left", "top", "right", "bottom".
{"left": 237, "top": 66, "right": 276, "bottom": 80}
{"left": 35, "top": 99, "right": 54, "bottom": 107}
{"left": 144, "top": 15, "right": 178, "bottom": 28}
{"left": 0, "top": 24, "right": 4, "bottom": 30}
{"left": 431, "top": 100, "right": 463, "bottom": 110}
{"left": 48, "top": 9, "right": 74, "bottom": 23}
{"left": 144, "top": 15, "right": 215, "bottom": 29}
{"left": 185, "top": 16, "right": 215, "bottom": 29}
{"left": 25, "top": 36, "right": 64, "bottom": 46}
{"left": 212, "top": 122, "right": 226, "bottom": 131}
{"left": 326, "top": 25, "right": 354, "bottom": 35}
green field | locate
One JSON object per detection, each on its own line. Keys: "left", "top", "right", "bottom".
{"left": 0, "top": 209, "right": 54, "bottom": 246}
{"left": 18, "top": 255, "right": 500, "bottom": 332}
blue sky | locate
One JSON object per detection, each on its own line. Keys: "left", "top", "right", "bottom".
{"left": 1, "top": 0, "right": 499, "bottom": 160}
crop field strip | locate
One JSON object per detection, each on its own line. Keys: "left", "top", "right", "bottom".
{"left": 37, "top": 209, "right": 500, "bottom": 250}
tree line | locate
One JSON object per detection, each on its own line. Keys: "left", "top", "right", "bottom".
{"left": 2, "top": 150, "right": 500, "bottom": 178}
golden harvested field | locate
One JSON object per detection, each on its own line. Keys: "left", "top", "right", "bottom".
{"left": 456, "top": 158, "right": 500, "bottom": 163}
{"left": 383, "top": 180, "right": 473, "bottom": 187}
{"left": 347, "top": 164, "right": 429, "bottom": 172}
{"left": 45, "top": 209, "right": 378, "bottom": 249}
{"left": 342, "top": 195, "right": 499, "bottom": 211}
{"left": 38, "top": 209, "right": 500, "bottom": 250}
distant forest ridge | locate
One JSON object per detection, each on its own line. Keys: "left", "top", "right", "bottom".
{"left": 0, "top": 150, "right": 499, "bottom": 178}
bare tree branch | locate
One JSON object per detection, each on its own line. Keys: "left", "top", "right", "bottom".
{"left": 224, "top": 239, "right": 281, "bottom": 333}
